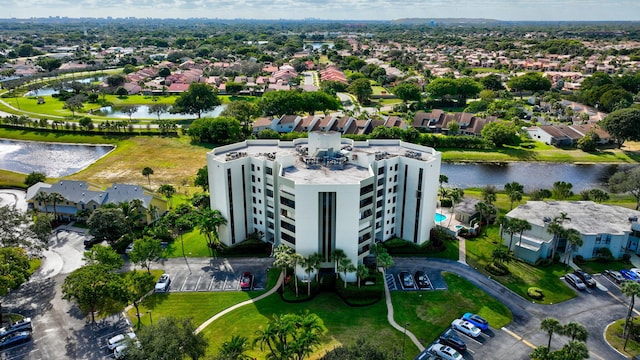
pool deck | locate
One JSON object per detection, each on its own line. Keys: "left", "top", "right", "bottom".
{"left": 435, "top": 206, "right": 468, "bottom": 265}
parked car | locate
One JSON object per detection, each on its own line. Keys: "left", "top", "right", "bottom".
{"left": 630, "top": 268, "right": 640, "bottom": 279}
{"left": 620, "top": 269, "right": 640, "bottom": 282}
{"left": 462, "top": 312, "right": 489, "bottom": 331}
{"left": 0, "top": 331, "right": 31, "bottom": 350}
{"left": 451, "top": 319, "right": 481, "bottom": 338}
{"left": 439, "top": 328, "right": 466, "bottom": 353}
{"left": 83, "top": 236, "right": 101, "bottom": 248}
{"left": 429, "top": 343, "right": 463, "bottom": 360}
{"left": 114, "top": 344, "right": 129, "bottom": 359}
{"left": 604, "top": 269, "right": 625, "bottom": 284}
{"left": 155, "top": 273, "right": 171, "bottom": 292}
{"left": 107, "top": 332, "right": 136, "bottom": 351}
{"left": 398, "top": 271, "right": 414, "bottom": 289}
{"left": 573, "top": 270, "right": 596, "bottom": 288}
{"left": 565, "top": 273, "right": 586, "bottom": 290}
{"left": 125, "top": 243, "right": 134, "bottom": 254}
{"left": 0, "top": 318, "right": 32, "bottom": 338}
{"left": 240, "top": 272, "right": 253, "bottom": 290}
{"left": 414, "top": 271, "right": 432, "bottom": 289}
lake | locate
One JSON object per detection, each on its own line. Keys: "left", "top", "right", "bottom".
{"left": 0, "top": 139, "right": 114, "bottom": 178}
{"left": 96, "top": 104, "right": 227, "bottom": 120}
{"left": 24, "top": 76, "right": 105, "bottom": 97}
{"left": 440, "top": 162, "right": 636, "bottom": 192}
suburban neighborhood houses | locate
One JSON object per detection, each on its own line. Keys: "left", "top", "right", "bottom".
{"left": 2, "top": 16, "right": 640, "bottom": 360}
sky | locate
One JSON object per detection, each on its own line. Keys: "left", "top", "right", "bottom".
{"left": 1, "top": 0, "right": 639, "bottom": 21}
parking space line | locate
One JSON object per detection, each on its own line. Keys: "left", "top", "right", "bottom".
{"left": 223, "top": 276, "right": 228, "bottom": 290}
{"left": 194, "top": 276, "right": 202, "bottom": 291}
{"left": 208, "top": 276, "right": 216, "bottom": 291}
{"left": 180, "top": 275, "right": 189, "bottom": 291}
{"left": 453, "top": 330, "right": 482, "bottom": 345}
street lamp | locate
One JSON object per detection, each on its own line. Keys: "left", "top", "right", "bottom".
{"left": 402, "top": 322, "right": 410, "bottom": 357}
{"left": 146, "top": 310, "right": 153, "bottom": 324}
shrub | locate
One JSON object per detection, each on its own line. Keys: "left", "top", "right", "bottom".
{"left": 535, "top": 258, "right": 553, "bottom": 267}
{"left": 486, "top": 262, "right": 509, "bottom": 276}
{"left": 622, "top": 253, "right": 632, "bottom": 262}
{"left": 527, "top": 287, "right": 544, "bottom": 300}
{"left": 573, "top": 255, "right": 585, "bottom": 264}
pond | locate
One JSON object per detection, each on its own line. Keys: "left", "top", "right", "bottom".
{"left": 96, "top": 104, "right": 227, "bottom": 120}
{"left": 440, "top": 162, "right": 636, "bottom": 192}
{"left": 0, "top": 139, "right": 114, "bottom": 178}
{"left": 24, "top": 76, "right": 105, "bottom": 97}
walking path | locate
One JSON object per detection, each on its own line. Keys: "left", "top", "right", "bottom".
{"left": 194, "top": 271, "right": 284, "bottom": 334}
{"left": 380, "top": 267, "right": 425, "bottom": 352}
{"left": 457, "top": 235, "right": 468, "bottom": 265}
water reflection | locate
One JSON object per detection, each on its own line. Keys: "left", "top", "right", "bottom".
{"left": 24, "top": 76, "right": 105, "bottom": 97}
{"left": 97, "top": 104, "right": 227, "bottom": 120}
{"left": 0, "top": 139, "right": 114, "bottom": 178}
{"left": 440, "top": 162, "right": 636, "bottom": 192}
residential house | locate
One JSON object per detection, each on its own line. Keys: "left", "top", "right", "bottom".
{"left": 26, "top": 180, "right": 167, "bottom": 223}
{"left": 505, "top": 201, "right": 640, "bottom": 264}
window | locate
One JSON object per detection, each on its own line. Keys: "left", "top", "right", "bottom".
{"left": 266, "top": 167, "right": 273, "bottom": 175}
{"left": 394, "top": 164, "right": 398, "bottom": 171}
{"left": 266, "top": 189, "right": 274, "bottom": 197}
{"left": 359, "top": 196, "right": 373, "bottom": 208}
{"left": 377, "top": 189, "right": 383, "bottom": 197}
{"left": 282, "top": 232, "right": 296, "bottom": 244}
{"left": 378, "top": 178, "right": 384, "bottom": 186}
{"left": 393, "top": 185, "right": 398, "bottom": 193}
{"left": 252, "top": 186, "right": 256, "bottom": 193}
{"left": 360, "top": 184, "right": 374, "bottom": 196}
{"left": 377, "top": 200, "right": 383, "bottom": 207}
{"left": 253, "top": 207, "right": 257, "bottom": 214}
{"left": 378, "top": 167, "right": 384, "bottom": 175}
{"left": 280, "top": 197, "right": 295, "bottom": 209}
{"left": 251, "top": 164, "right": 255, "bottom": 171}
{"left": 257, "top": 166, "right": 261, "bottom": 171}
{"left": 281, "top": 220, "right": 295, "bottom": 232}
{"left": 254, "top": 218, "right": 257, "bottom": 224}
{"left": 376, "top": 210, "right": 382, "bottom": 218}
{"left": 394, "top": 174, "right": 397, "bottom": 182}
{"left": 252, "top": 196, "right": 256, "bottom": 204}
{"left": 267, "top": 211, "right": 274, "bottom": 219}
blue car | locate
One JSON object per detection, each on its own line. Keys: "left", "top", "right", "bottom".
{"left": 0, "top": 331, "right": 31, "bottom": 350}
{"left": 462, "top": 313, "right": 489, "bottom": 331}
{"left": 620, "top": 270, "right": 640, "bottom": 282}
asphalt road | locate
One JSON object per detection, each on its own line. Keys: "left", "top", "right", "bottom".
{"left": 392, "top": 258, "right": 629, "bottom": 360}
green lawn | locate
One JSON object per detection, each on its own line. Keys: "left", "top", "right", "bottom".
{"left": 576, "top": 259, "right": 633, "bottom": 274}
{"left": 391, "top": 272, "right": 512, "bottom": 343}
{"left": 163, "top": 231, "right": 211, "bottom": 258}
{"left": 464, "top": 225, "right": 577, "bottom": 304}
{"left": 605, "top": 319, "right": 640, "bottom": 358}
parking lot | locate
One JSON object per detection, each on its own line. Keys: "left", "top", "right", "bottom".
{"left": 152, "top": 257, "right": 273, "bottom": 293}
{"left": 93, "top": 319, "right": 133, "bottom": 359}
{"left": 387, "top": 266, "right": 447, "bottom": 291}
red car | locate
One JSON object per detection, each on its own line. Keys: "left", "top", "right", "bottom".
{"left": 240, "top": 272, "right": 253, "bottom": 290}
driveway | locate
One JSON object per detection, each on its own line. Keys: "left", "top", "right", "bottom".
{"left": 394, "top": 258, "right": 627, "bottom": 360}
{"left": 1, "top": 228, "right": 128, "bottom": 360}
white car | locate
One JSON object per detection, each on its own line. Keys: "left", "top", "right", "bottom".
{"left": 114, "top": 344, "right": 128, "bottom": 359}
{"left": 430, "top": 343, "right": 463, "bottom": 360}
{"left": 451, "top": 319, "right": 481, "bottom": 338}
{"left": 107, "top": 332, "right": 136, "bottom": 351}
{"left": 155, "top": 273, "right": 171, "bottom": 292}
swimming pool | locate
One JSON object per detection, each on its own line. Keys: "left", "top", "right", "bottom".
{"left": 435, "top": 212, "right": 447, "bottom": 222}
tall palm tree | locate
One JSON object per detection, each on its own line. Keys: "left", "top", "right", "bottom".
{"left": 621, "top": 280, "right": 640, "bottom": 350}
{"left": 446, "top": 187, "right": 464, "bottom": 227}
{"left": 356, "top": 264, "right": 369, "bottom": 288}
{"left": 291, "top": 253, "right": 304, "bottom": 297}
{"left": 548, "top": 212, "right": 570, "bottom": 261}
{"left": 48, "top": 192, "right": 65, "bottom": 221}
{"left": 338, "top": 257, "right": 356, "bottom": 288}
{"left": 302, "top": 253, "right": 321, "bottom": 296}
{"left": 563, "top": 229, "right": 583, "bottom": 264}
{"left": 438, "top": 174, "right": 448, "bottom": 207}
{"left": 561, "top": 322, "right": 588, "bottom": 342}
{"left": 504, "top": 181, "right": 524, "bottom": 210}
{"left": 559, "top": 340, "right": 589, "bottom": 360}
{"left": 273, "top": 245, "right": 294, "bottom": 292}
{"left": 515, "top": 219, "right": 532, "bottom": 257}
{"left": 34, "top": 191, "right": 49, "bottom": 214}
{"left": 481, "top": 185, "right": 497, "bottom": 206}
{"left": 331, "top": 249, "right": 347, "bottom": 279}
{"left": 540, "top": 317, "right": 562, "bottom": 350}
{"left": 196, "top": 209, "right": 227, "bottom": 258}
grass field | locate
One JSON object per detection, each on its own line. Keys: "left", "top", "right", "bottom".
{"left": 129, "top": 271, "right": 512, "bottom": 360}
{"left": 605, "top": 319, "right": 640, "bottom": 358}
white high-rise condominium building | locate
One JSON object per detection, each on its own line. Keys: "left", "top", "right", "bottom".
{"left": 207, "top": 132, "right": 441, "bottom": 280}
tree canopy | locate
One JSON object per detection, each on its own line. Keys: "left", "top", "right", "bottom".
{"left": 87, "top": 207, "right": 127, "bottom": 244}
{"left": 172, "top": 83, "right": 221, "bottom": 118}
{"left": 188, "top": 116, "right": 243, "bottom": 145}
{"left": 599, "top": 108, "right": 640, "bottom": 148}
{"left": 507, "top": 72, "right": 552, "bottom": 93}
{"left": 127, "top": 316, "right": 208, "bottom": 360}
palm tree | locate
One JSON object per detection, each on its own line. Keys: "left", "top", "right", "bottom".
{"left": 497, "top": 216, "right": 510, "bottom": 245}
{"left": 474, "top": 201, "right": 495, "bottom": 227}
{"left": 331, "top": 249, "right": 347, "bottom": 279}
{"left": 491, "top": 247, "right": 511, "bottom": 265}
{"left": 302, "top": 253, "right": 321, "bottom": 296}
{"left": 48, "top": 192, "right": 65, "bottom": 221}
{"left": 515, "top": 219, "right": 532, "bottom": 257}
{"left": 621, "top": 280, "right": 640, "bottom": 350}
{"left": 558, "top": 340, "right": 589, "bottom": 360}
{"left": 438, "top": 174, "right": 448, "bottom": 207}
{"left": 218, "top": 335, "right": 253, "bottom": 360}
{"left": 337, "top": 257, "right": 356, "bottom": 288}
{"left": 481, "top": 185, "right": 497, "bottom": 206}
{"left": 561, "top": 322, "right": 588, "bottom": 342}
{"left": 142, "top": 167, "right": 154, "bottom": 185}
{"left": 196, "top": 209, "right": 227, "bottom": 258}
{"left": 540, "top": 317, "right": 562, "bottom": 350}
{"left": 291, "top": 253, "right": 304, "bottom": 297}
{"left": 376, "top": 251, "right": 394, "bottom": 273}
{"left": 356, "top": 264, "right": 369, "bottom": 288}
{"left": 563, "top": 229, "right": 583, "bottom": 264}
{"left": 504, "top": 181, "right": 524, "bottom": 210}
{"left": 253, "top": 321, "right": 279, "bottom": 358}
{"left": 446, "top": 187, "right": 464, "bottom": 227}
{"left": 34, "top": 191, "right": 49, "bottom": 213}
{"left": 548, "top": 212, "right": 570, "bottom": 261}
{"left": 273, "top": 245, "right": 294, "bottom": 292}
